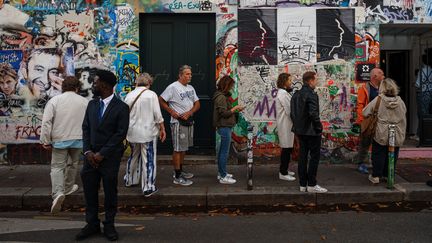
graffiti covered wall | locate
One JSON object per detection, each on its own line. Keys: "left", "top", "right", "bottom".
{"left": 0, "top": 0, "right": 431, "bottom": 164}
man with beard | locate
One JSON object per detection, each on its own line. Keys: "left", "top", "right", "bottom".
{"left": 76, "top": 69, "right": 129, "bottom": 241}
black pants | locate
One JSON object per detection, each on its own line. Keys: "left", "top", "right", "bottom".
{"left": 81, "top": 158, "right": 120, "bottom": 227}
{"left": 298, "top": 135, "right": 321, "bottom": 187}
{"left": 371, "top": 140, "right": 400, "bottom": 178}
{"left": 280, "top": 148, "right": 293, "bottom": 175}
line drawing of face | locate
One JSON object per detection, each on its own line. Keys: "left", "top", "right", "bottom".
{"left": 0, "top": 75, "right": 17, "bottom": 97}
{"left": 27, "top": 50, "right": 61, "bottom": 98}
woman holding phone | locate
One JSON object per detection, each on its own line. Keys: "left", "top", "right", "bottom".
{"left": 213, "top": 75, "right": 244, "bottom": 184}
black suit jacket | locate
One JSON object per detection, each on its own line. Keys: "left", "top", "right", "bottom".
{"left": 82, "top": 95, "right": 129, "bottom": 160}
{"left": 291, "top": 85, "right": 322, "bottom": 136}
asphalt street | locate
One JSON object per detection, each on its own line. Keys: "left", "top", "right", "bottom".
{"left": 0, "top": 210, "right": 431, "bottom": 242}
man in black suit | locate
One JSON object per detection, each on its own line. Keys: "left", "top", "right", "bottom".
{"left": 76, "top": 70, "right": 129, "bottom": 241}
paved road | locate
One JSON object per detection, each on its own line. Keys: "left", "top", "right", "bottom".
{"left": 0, "top": 210, "right": 431, "bottom": 242}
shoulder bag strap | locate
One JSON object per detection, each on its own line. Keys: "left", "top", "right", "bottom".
{"left": 372, "top": 96, "right": 381, "bottom": 115}
{"left": 129, "top": 88, "right": 148, "bottom": 110}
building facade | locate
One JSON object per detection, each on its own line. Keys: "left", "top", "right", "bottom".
{"left": 0, "top": 0, "right": 431, "bottom": 164}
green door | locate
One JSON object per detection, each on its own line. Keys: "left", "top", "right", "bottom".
{"left": 140, "top": 13, "right": 216, "bottom": 154}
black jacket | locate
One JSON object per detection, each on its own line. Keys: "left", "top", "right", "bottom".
{"left": 82, "top": 95, "right": 130, "bottom": 160}
{"left": 290, "top": 85, "right": 323, "bottom": 136}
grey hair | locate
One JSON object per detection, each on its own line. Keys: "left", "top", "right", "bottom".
{"left": 379, "top": 78, "right": 400, "bottom": 97}
{"left": 179, "top": 65, "right": 192, "bottom": 75}
{"left": 136, "top": 72, "right": 153, "bottom": 86}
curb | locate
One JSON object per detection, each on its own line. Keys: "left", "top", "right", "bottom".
{"left": 1, "top": 185, "right": 431, "bottom": 211}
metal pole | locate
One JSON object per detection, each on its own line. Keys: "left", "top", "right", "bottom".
{"left": 387, "top": 124, "right": 396, "bottom": 189}
{"left": 247, "top": 123, "right": 253, "bottom": 190}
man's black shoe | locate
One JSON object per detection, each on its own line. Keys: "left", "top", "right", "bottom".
{"left": 103, "top": 224, "right": 118, "bottom": 241}
{"left": 427, "top": 180, "right": 432, "bottom": 187}
{"left": 75, "top": 224, "right": 100, "bottom": 241}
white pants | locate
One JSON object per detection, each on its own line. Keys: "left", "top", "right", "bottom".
{"left": 124, "top": 138, "right": 157, "bottom": 192}
{"left": 50, "top": 148, "right": 81, "bottom": 199}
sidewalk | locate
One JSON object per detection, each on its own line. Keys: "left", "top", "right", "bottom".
{"left": 0, "top": 160, "right": 431, "bottom": 210}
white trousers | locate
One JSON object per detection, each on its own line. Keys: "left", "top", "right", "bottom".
{"left": 124, "top": 138, "right": 157, "bottom": 192}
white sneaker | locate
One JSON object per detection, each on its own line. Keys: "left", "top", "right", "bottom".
{"left": 299, "top": 186, "right": 307, "bottom": 192}
{"left": 288, "top": 171, "right": 295, "bottom": 176}
{"left": 219, "top": 176, "right": 236, "bottom": 184}
{"left": 217, "top": 173, "right": 233, "bottom": 180}
{"left": 51, "top": 194, "right": 65, "bottom": 214}
{"left": 307, "top": 185, "right": 328, "bottom": 193}
{"left": 368, "top": 174, "right": 380, "bottom": 184}
{"left": 279, "top": 173, "right": 296, "bottom": 181}
{"left": 65, "top": 184, "right": 79, "bottom": 195}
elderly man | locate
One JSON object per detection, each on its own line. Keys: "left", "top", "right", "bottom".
{"left": 159, "top": 65, "right": 200, "bottom": 186}
{"left": 124, "top": 73, "right": 166, "bottom": 196}
{"left": 355, "top": 67, "right": 384, "bottom": 174}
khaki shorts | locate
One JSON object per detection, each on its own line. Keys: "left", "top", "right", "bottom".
{"left": 171, "top": 123, "right": 194, "bottom": 152}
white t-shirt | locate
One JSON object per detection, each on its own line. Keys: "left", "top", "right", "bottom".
{"left": 160, "top": 81, "right": 199, "bottom": 123}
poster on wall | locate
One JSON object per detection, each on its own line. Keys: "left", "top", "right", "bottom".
{"left": 316, "top": 9, "right": 355, "bottom": 62}
{"left": 238, "top": 65, "right": 278, "bottom": 122}
{"left": 288, "top": 62, "right": 353, "bottom": 132}
{"left": 277, "top": 8, "right": 317, "bottom": 65}
{"left": 355, "top": 63, "right": 375, "bottom": 82}
{"left": 238, "top": 9, "right": 277, "bottom": 65}
{"left": 0, "top": 48, "right": 74, "bottom": 144}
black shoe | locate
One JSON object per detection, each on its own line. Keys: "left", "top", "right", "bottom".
{"left": 427, "top": 180, "right": 432, "bottom": 187}
{"left": 75, "top": 224, "right": 100, "bottom": 241}
{"left": 144, "top": 187, "right": 158, "bottom": 197}
{"left": 103, "top": 224, "right": 118, "bottom": 241}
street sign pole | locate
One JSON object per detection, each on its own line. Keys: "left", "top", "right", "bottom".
{"left": 387, "top": 124, "right": 396, "bottom": 189}
{"left": 247, "top": 123, "right": 253, "bottom": 190}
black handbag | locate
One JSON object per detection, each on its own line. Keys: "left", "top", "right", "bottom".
{"left": 179, "top": 116, "right": 194, "bottom": 126}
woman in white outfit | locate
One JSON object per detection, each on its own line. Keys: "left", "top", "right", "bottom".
{"left": 275, "top": 73, "right": 296, "bottom": 181}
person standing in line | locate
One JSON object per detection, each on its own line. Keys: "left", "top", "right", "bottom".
{"left": 355, "top": 67, "right": 385, "bottom": 174}
{"left": 124, "top": 73, "right": 166, "bottom": 196}
{"left": 40, "top": 76, "right": 88, "bottom": 214}
{"left": 291, "top": 71, "right": 327, "bottom": 193}
{"left": 76, "top": 70, "right": 129, "bottom": 241}
{"left": 275, "top": 73, "right": 296, "bottom": 182}
{"left": 159, "top": 65, "right": 200, "bottom": 186}
{"left": 363, "top": 78, "right": 406, "bottom": 184}
{"left": 213, "top": 75, "right": 243, "bottom": 184}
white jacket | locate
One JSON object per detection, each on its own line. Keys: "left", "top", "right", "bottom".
{"left": 40, "top": 91, "right": 88, "bottom": 144}
{"left": 125, "top": 87, "right": 164, "bottom": 143}
{"left": 276, "top": 88, "right": 295, "bottom": 148}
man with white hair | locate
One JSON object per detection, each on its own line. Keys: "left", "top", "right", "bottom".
{"left": 123, "top": 73, "right": 166, "bottom": 197}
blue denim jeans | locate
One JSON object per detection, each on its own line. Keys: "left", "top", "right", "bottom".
{"left": 217, "top": 127, "right": 232, "bottom": 178}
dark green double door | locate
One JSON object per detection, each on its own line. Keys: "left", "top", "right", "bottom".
{"left": 140, "top": 13, "right": 216, "bottom": 154}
